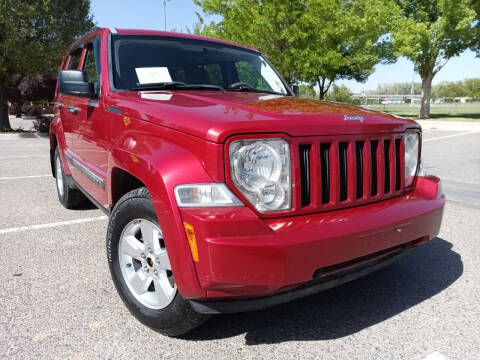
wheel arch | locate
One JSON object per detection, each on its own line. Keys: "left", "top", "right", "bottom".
{"left": 49, "top": 133, "right": 58, "bottom": 177}
{"left": 110, "top": 167, "right": 146, "bottom": 208}
{"left": 49, "top": 118, "right": 71, "bottom": 176}
{"left": 108, "top": 142, "right": 216, "bottom": 299}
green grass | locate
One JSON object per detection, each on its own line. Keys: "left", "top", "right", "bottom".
{"left": 0, "top": 125, "right": 16, "bottom": 132}
{"left": 366, "top": 103, "right": 480, "bottom": 121}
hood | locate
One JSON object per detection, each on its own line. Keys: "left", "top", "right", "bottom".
{"left": 110, "top": 91, "right": 419, "bottom": 143}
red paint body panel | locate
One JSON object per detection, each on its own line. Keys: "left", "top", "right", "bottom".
{"left": 50, "top": 28, "right": 444, "bottom": 302}
{"left": 180, "top": 177, "right": 444, "bottom": 298}
{"left": 113, "top": 91, "right": 419, "bottom": 143}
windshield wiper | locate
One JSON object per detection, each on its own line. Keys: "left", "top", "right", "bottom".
{"left": 132, "top": 82, "right": 224, "bottom": 92}
{"left": 225, "top": 87, "right": 285, "bottom": 96}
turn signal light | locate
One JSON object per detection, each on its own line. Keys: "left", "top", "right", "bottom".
{"left": 183, "top": 222, "right": 199, "bottom": 262}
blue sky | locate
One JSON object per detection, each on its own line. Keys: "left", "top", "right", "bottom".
{"left": 90, "top": 0, "right": 479, "bottom": 93}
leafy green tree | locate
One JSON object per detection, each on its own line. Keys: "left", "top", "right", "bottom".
{"left": 391, "top": 0, "right": 479, "bottom": 118}
{"left": 433, "top": 78, "right": 480, "bottom": 99}
{"left": 462, "top": 78, "right": 480, "bottom": 99}
{"left": 370, "top": 82, "right": 422, "bottom": 95}
{"left": 298, "top": 84, "right": 317, "bottom": 99}
{"left": 299, "top": 0, "right": 397, "bottom": 99}
{"left": 9, "top": 76, "right": 56, "bottom": 117}
{"left": 195, "top": 0, "right": 397, "bottom": 100}
{"left": 367, "top": 78, "right": 480, "bottom": 99}
{"left": 0, "top": 0, "right": 94, "bottom": 130}
{"left": 473, "top": 0, "right": 480, "bottom": 56}
{"left": 325, "top": 84, "right": 360, "bottom": 104}
{"left": 186, "top": 12, "right": 209, "bottom": 35}
{"left": 194, "top": 0, "right": 311, "bottom": 83}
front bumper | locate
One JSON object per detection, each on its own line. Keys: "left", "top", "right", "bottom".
{"left": 179, "top": 176, "right": 444, "bottom": 303}
{"left": 190, "top": 241, "right": 414, "bottom": 314}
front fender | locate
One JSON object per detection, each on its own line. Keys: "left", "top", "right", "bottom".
{"left": 109, "top": 124, "right": 224, "bottom": 299}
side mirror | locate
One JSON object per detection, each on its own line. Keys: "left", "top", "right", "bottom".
{"left": 58, "top": 70, "right": 95, "bottom": 97}
{"left": 291, "top": 84, "right": 300, "bottom": 97}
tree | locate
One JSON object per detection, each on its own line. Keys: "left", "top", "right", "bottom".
{"left": 298, "top": 84, "right": 317, "bottom": 99}
{"left": 8, "top": 76, "right": 56, "bottom": 117}
{"left": 186, "top": 12, "right": 209, "bottom": 35}
{"left": 391, "top": 0, "right": 479, "bottom": 118}
{"left": 194, "top": 0, "right": 311, "bottom": 83}
{"left": 299, "top": 0, "right": 397, "bottom": 99}
{"left": 0, "top": 0, "right": 94, "bottom": 130}
{"left": 195, "top": 0, "right": 397, "bottom": 100}
{"left": 325, "top": 84, "right": 360, "bottom": 104}
{"left": 370, "top": 82, "right": 422, "bottom": 95}
{"left": 433, "top": 78, "right": 480, "bottom": 99}
{"left": 473, "top": 0, "right": 480, "bottom": 56}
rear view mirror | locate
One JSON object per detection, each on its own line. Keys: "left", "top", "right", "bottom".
{"left": 58, "top": 70, "right": 95, "bottom": 97}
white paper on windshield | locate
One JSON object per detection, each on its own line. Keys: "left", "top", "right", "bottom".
{"left": 260, "top": 62, "right": 286, "bottom": 94}
{"left": 135, "top": 67, "right": 172, "bottom": 84}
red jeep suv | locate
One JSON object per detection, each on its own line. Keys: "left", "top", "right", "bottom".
{"left": 50, "top": 28, "right": 445, "bottom": 336}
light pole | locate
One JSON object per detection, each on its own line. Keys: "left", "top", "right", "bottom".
{"left": 410, "top": 65, "right": 415, "bottom": 107}
{"left": 163, "top": 0, "right": 169, "bottom": 31}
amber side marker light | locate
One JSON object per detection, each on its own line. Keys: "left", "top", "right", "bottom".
{"left": 183, "top": 222, "right": 199, "bottom": 262}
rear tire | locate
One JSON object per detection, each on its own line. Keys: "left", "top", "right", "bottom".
{"left": 107, "top": 187, "right": 210, "bottom": 337}
{"left": 54, "top": 148, "right": 88, "bottom": 209}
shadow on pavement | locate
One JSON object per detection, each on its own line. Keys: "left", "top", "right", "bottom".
{"left": 70, "top": 200, "right": 99, "bottom": 211}
{"left": 17, "top": 132, "right": 49, "bottom": 138}
{"left": 184, "top": 237, "right": 462, "bottom": 344}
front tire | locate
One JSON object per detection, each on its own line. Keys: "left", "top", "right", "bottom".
{"left": 107, "top": 187, "right": 209, "bottom": 336}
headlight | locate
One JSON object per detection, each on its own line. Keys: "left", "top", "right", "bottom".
{"left": 417, "top": 160, "right": 429, "bottom": 177}
{"left": 404, "top": 132, "right": 420, "bottom": 187}
{"left": 174, "top": 183, "right": 243, "bottom": 207}
{"left": 229, "top": 139, "right": 291, "bottom": 212}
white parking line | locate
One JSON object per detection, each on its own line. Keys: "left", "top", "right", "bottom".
{"left": 0, "top": 155, "right": 49, "bottom": 159}
{"left": 0, "top": 216, "right": 108, "bottom": 235}
{"left": 424, "top": 131, "right": 477, "bottom": 142}
{"left": 0, "top": 175, "right": 50, "bottom": 180}
{"left": 0, "top": 145, "right": 48, "bottom": 148}
{"left": 0, "top": 139, "right": 46, "bottom": 141}
{"left": 424, "top": 351, "right": 449, "bottom": 360}
{"left": 0, "top": 137, "right": 46, "bottom": 141}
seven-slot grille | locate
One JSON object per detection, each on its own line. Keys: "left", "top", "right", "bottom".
{"left": 298, "top": 134, "right": 406, "bottom": 211}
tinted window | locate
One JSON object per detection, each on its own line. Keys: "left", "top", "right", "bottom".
{"left": 67, "top": 48, "right": 83, "bottom": 70}
{"left": 205, "top": 63, "right": 223, "bottom": 87}
{"left": 83, "top": 39, "right": 101, "bottom": 96}
{"left": 111, "top": 35, "right": 288, "bottom": 95}
{"left": 235, "top": 61, "right": 272, "bottom": 92}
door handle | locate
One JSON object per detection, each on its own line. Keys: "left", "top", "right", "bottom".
{"left": 67, "top": 105, "right": 79, "bottom": 114}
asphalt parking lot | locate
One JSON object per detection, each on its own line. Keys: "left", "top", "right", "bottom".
{"left": 1, "top": 122, "right": 480, "bottom": 360}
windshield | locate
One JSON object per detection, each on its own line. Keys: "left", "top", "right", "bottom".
{"left": 110, "top": 35, "right": 289, "bottom": 95}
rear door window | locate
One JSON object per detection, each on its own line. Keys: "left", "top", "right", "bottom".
{"left": 67, "top": 48, "right": 83, "bottom": 70}
{"left": 83, "top": 38, "right": 101, "bottom": 96}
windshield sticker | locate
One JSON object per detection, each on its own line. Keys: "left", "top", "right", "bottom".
{"left": 135, "top": 67, "right": 172, "bottom": 84}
